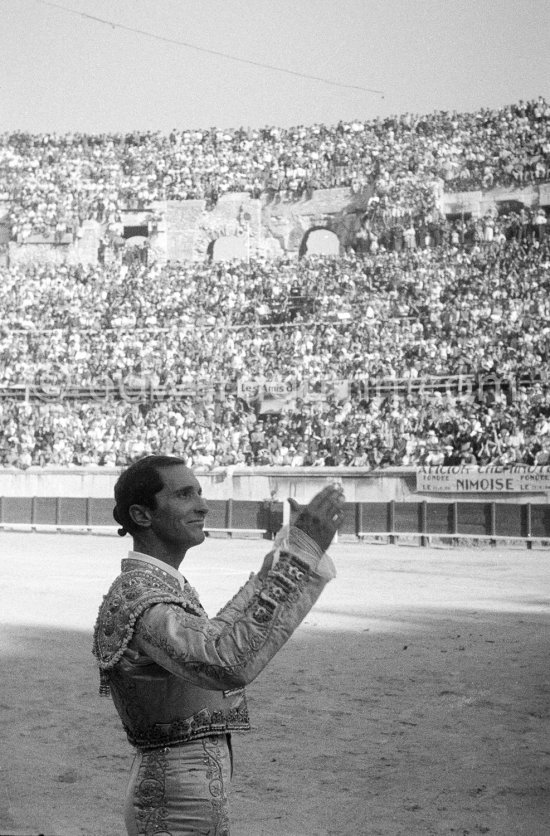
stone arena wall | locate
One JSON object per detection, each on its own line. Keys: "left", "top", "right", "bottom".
{"left": 7, "top": 182, "right": 547, "bottom": 266}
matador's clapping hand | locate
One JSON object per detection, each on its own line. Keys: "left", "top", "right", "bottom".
{"left": 288, "top": 483, "right": 345, "bottom": 553}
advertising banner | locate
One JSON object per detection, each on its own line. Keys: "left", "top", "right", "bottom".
{"left": 417, "top": 465, "right": 550, "bottom": 494}
{"left": 237, "top": 377, "right": 350, "bottom": 409}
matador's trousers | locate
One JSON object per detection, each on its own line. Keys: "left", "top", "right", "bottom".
{"left": 124, "top": 734, "right": 232, "bottom": 836}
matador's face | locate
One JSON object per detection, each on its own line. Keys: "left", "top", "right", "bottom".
{"left": 148, "top": 464, "right": 209, "bottom": 550}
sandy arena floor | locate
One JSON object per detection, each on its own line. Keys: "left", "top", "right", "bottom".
{"left": 0, "top": 530, "right": 548, "bottom": 836}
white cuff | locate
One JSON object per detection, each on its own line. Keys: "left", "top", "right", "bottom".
{"left": 271, "top": 525, "right": 337, "bottom": 580}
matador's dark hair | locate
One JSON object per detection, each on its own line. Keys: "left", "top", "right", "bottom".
{"left": 113, "top": 455, "right": 186, "bottom": 536}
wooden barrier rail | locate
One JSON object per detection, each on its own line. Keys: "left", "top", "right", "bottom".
{"left": 0, "top": 497, "right": 284, "bottom": 538}
{"left": 350, "top": 500, "right": 550, "bottom": 548}
{"left": 0, "top": 497, "right": 547, "bottom": 547}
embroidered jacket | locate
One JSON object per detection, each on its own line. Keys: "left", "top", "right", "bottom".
{"left": 93, "top": 528, "right": 335, "bottom": 751}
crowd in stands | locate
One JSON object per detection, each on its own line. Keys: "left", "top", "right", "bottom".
{"left": 2, "top": 97, "right": 549, "bottom": 241}
{"left": 0, "top": 219, "right": 549, "bottom": 469}
{"left": 0, "top": 97, "right": 549, "bottom": 470}
{"left": 1, "top": 383, "right": 549, "bottom": 470}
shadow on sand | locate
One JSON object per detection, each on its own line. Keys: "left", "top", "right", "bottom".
{"left": 0, "top": 603, "right": 548, "bottom": 836}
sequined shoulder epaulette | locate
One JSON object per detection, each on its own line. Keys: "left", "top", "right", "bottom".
{"left": 92, "top": 559, "right": 204, "bottom": 674}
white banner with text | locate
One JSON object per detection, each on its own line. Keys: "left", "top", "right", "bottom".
{"left": 417, "top": 465, "right": 550, "bottom": 494}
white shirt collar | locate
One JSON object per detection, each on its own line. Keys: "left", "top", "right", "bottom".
{"left": 126, "top": 550, "right": 186, "bottom": 589}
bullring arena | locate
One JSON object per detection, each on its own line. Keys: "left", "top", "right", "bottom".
{"left": 2, "top": 5, "right": 550, "bottom": 831}
{"left": 1, "top": 528, "right": 548, "bottom": 836}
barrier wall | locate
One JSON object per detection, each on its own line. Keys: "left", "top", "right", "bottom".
{"left": 1, "top": 496, "right": 548, "bottom": 544}
{"left": 0, "top": 495, "right": 283, "bottom": 537}
{"left": 0, "top": 468, "right": 547, "bottom": 544}
{"left": 0, "top": 467, "right": 548, "bottom": 504}
{"left": 354, "top": 500, "right": 550, "bottom": 542}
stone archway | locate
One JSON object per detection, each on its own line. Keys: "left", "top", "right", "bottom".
{"left": 299, "top": 227, "right": 340, "bottom": 257}
{"left": 123, "top": 225, "right": 149, "bottom": 239}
